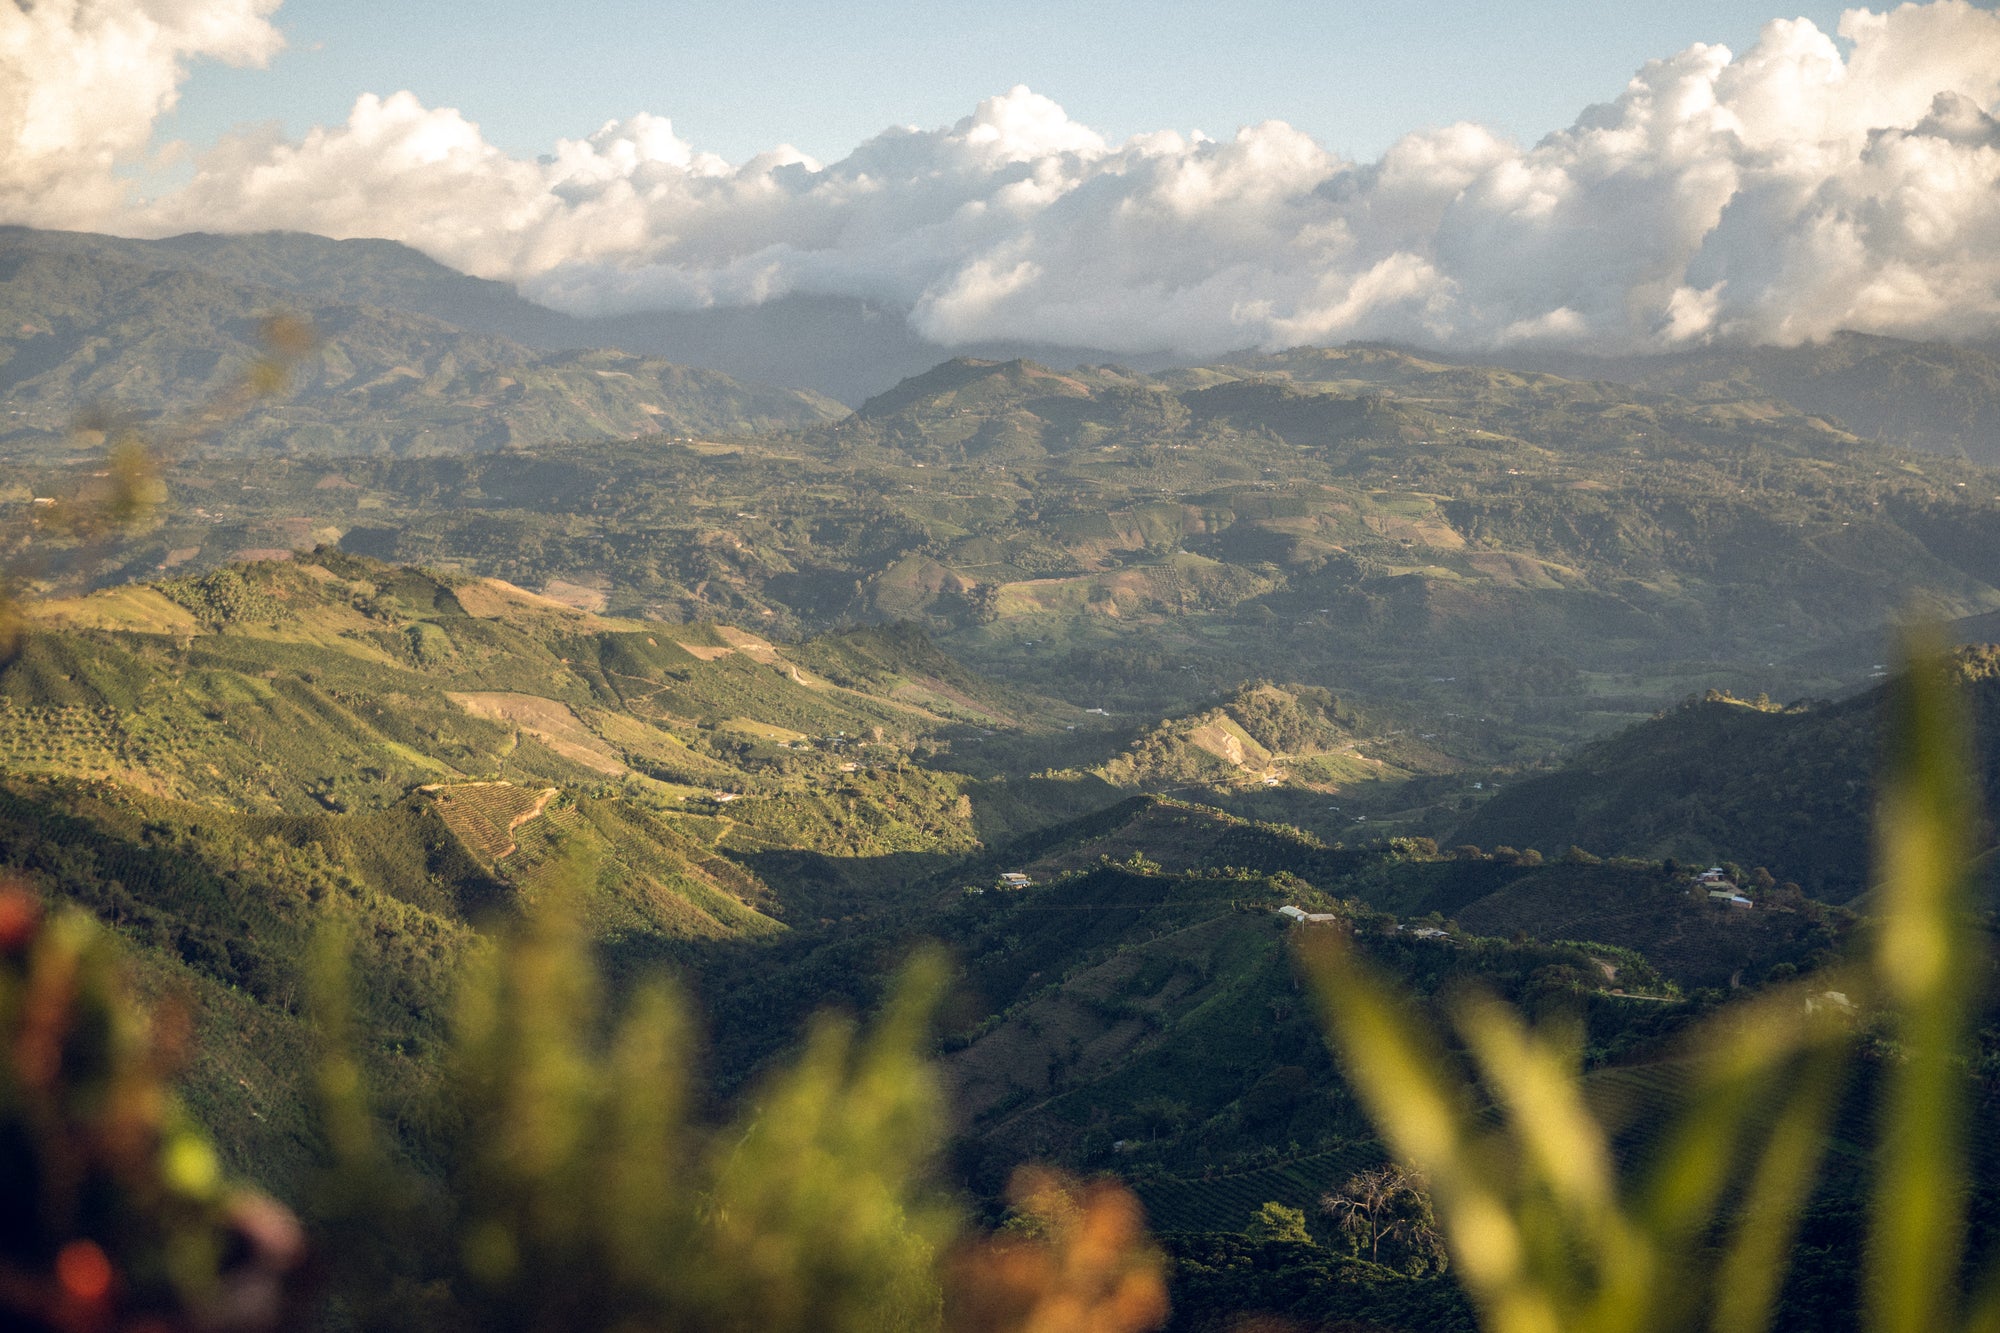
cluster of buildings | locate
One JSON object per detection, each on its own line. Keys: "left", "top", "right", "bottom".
{"left": 1695, "top": 866, "right": 1754, "bottom": 908}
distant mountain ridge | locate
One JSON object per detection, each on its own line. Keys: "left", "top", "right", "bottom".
{"left": 25, "top": 336, "right": 2000, "bottom": 776}
{"left": 1470, "top": 332, "right": 2000, "bottom": 466}
{"left": 0, "top": 226, "right": 1124, "bottom": 406}
{"left": 14, "top": 226, "right": 2000, "bottom": 453}
{"left": 0, "top": 227, "right": 843, "bottom": 455}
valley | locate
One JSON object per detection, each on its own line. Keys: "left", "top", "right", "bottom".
{"left": 8, "top": 226, "right": 2000, "bottom": 1333}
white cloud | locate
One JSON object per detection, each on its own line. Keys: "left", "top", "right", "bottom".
{"left": 20, "top": 0, "right": 2000, "bottom": 356}
{"left": 0, "top": 0, "right": 282, "bottom": 226}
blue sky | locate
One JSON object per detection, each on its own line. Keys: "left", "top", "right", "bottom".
{"left": 161, "top": 0, "right": 1854, "bottom": 163}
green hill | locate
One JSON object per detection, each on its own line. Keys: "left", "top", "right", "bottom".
{"left": 4, "top": 550, "right": 1137, "bottom": 919}
{"left": 1454, "top": 647, "right": 2000, "bottom": 903}
{"left": 0, "top": 549, "right": 1107, "bottom": 1179}
{"left": 932, "top": 848, "right": 1826, "bottom": 1186}
{"left": 686, "top": 787, "right": 1841, "bottom": 1227}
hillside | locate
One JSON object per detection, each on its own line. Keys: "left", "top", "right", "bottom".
{"left": 0, "top": 546, "right": 1890, "bottom": 1331}
{"left": 31, "top": 340, "right": 1999, "bottom": 770}
{"left": 0, "top": 228, "right": 841, "bottom": 457}
{"left": 1509, "top": 332, "right": 2000, "bottom": 466}
{"left": 678, "top": 843, "right": 1839, "bottom": 1328}
{"left": 0, "top": 549, "right": 1122, "bottom": 1179}
{"left": 8, "top": 551, "right": 1144, "bottom": 907}
{"left": 694, "top": 791, "right": 1842, "bottom": 1212}
{"left": 1454, "top": 648, "right": 2000, "bottom": 902}
{"left": 1086, "top": 682, "right": 1428, "bottom": 793}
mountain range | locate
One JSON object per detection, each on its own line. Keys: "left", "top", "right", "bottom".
{"left": 13, "top": 223, "right": 2000, "bottom": 1331}
{"left": 11, "top": 225, "right": 2000, "bottom": 466}
{"left": 0, "top": 227, "right": 843, "bottom": 456}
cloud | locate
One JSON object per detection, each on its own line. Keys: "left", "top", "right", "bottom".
{"left": 26, "top": 0, "right": 2000, "bottom": 355}
{"left": 0, "top": 0, "right": 282, "bottom": 226}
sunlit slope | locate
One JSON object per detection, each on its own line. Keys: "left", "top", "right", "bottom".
{"left": 1079, "top": 683, "right": 1447, "bottom": 793}
{"left": 5, "top": 549, "right": 1021, "bottom": 812}
{"left": 3, "top": 550, "right": 1127, "bottom": 931}
{"left": 0, "top": 761, "right": 780, "bottom": 1197}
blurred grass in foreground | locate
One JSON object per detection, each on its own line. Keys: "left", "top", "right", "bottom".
{"left": 309, "top": 862, "right": 965, "bottom": 1333}
{"left": 1306, "top": 634, "right": 1994, "bottom": 1333}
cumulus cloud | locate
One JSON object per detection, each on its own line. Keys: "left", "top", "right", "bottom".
{"left": 0, "top": 0, "right": 282, "bottom": 226}
{"left": 26, "top": 0, "right": 2000, "bottom": 355}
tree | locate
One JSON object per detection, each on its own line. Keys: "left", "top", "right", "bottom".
{"left": 1319, "top": 1165, "right": 1445, "bottom": 1275}
{"left": 1246, "top": 1202, "right": 1313, "bottom": 1245}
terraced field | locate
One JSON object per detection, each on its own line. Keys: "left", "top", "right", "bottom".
{"left": 422, "top": 781, "right": 557, "bottom": 863}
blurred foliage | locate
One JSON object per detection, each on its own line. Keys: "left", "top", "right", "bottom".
{"left": 310, "top": 855, "right": 965, "bottom": 1332}
{"left": 1, "top": 853, "right": 1174, "bottom": 1332}
{"left": 0, "top": 881, "right": 307, "bottom": 1331}
{"left": 1306, "top": 638, "right": 2000, "bottom": 1333}
{"left": 947, "top": 1168, "right": 1168, "bottom": 1333}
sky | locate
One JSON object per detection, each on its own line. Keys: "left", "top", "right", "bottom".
{"left": 6, "top": 0, "right": 2000, "bottom": 358}
{"left": 153, "top": 1, "right": 1855, "bottom": 167}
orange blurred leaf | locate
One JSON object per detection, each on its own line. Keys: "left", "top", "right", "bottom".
{"left": 947, "top": 1169, "right": 1169, "bottom": 1333}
